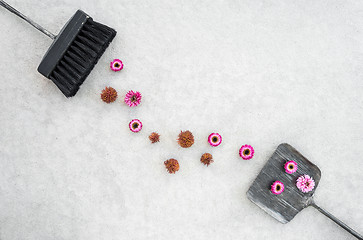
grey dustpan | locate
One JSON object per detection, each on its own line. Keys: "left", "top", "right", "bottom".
{"left": 247, "top": 143, "right": 362, "bottom": 239}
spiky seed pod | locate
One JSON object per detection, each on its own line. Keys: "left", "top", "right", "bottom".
{"left": 101, "top": 86, "right": 117, "bottom": 103}
{"left": 177, "top": 130, "right": 194, "bottom": 148}
{"left": 149, "top": 132, "right": 160, "bottom": 143}
{"left": 200, "top": 153, "right": 214, "bottom": 166}
{"left": 164, "top": 159, "right": 180, "bottom": 174}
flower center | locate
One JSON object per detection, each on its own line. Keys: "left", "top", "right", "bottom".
{"left": 114, "top": 62, "right": 120, "bottom": 68}
{"left": 244, "top": 149, "right": 250, "bottom": 155}
{"left": 306, "top": 182, "right": 310, "bottom": 187}
{"left": 276, "top": 185, "right": 281, "bottom": 191}
{"left": 289, "top": 165, "right": 293, "bottom": 169}
{"left": 131, "top": 95, "right": 137, "bottom": 102}
{"left": 132, "top": 123, "right": 139, "bottom": 129}
{"left": 212, "top": 137, "right": 218, "bottom": 142}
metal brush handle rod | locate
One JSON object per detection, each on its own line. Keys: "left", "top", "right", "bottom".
{"left": 310, "top": 201, "right": 363, "bottom": 239}
{"left": 0, "top": 0, "right": 56, "bottom": 39}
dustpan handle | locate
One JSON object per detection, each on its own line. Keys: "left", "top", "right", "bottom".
{"left": 0, "top": 0, "right": 56, "bottom": 39}
{"left": 310, "top": 201, "right": 363, "bottom": 239}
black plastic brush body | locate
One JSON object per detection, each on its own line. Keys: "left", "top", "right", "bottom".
{"left": 0, "top": 0, "right": 116, "bottom": 97}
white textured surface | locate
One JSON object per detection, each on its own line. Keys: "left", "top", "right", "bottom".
{"left": 0, "top": 0, "right": 362, "bottom": 239}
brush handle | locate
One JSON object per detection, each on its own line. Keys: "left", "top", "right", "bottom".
{"left": 311, "top": 201, "right": 363, "bottom": 239}
{"left": 0, "top": 0, "right": 56, "bottom": 39}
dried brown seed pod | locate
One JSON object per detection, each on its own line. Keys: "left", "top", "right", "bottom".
{"left": 164, "top": 159, "right": 180, "bottom": 174}
{"left": 200, "top": 153, "right": 214, "bottom": 166}
{"left": 177, "top": 130, "right": 194, "bottom": 148}
{"left": 100, "top": 86, "right": 117, "bottom": 103}
{"left": 149, "top": 132, "right": 160, "bottom": 143}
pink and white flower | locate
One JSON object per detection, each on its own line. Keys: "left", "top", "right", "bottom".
{"left": 208, "top": 133, "right": 222, "bottom": 147}
{"left": 271, "top": 181, "right": 285, "bottom": 195}
{"left": 129, "top": 119, "right": 142, "bottom": 133}
{"left": 284, "top": 160, "right": 298, "bottom": 174}
{"left": 110, "top": 59, "right": 123, "bottom": 72}
{"left": 124, "top": 90, "right": 142, "bottom": 107}
{"left": 239, "top": 145, "right": 254, "bottom": 160}
{"left": 296, "top": 175, "right": 315, "bottom": 193}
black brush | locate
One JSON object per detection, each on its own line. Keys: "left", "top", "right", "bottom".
{"left": 0, "top": 0, "right": 116, "bottom": 97}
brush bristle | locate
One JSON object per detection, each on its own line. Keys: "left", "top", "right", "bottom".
{"left": 49, "top": 18, "right": 116, "bottom": 97}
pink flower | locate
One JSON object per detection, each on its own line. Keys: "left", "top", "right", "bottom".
{"left": 124, "top": 90, "right": 142, "bottom": 107}
{"left": 284, "top": 160, "right": 298, "bottom": 174}
{"left": 296, "top": 175, "right": 315, "bottom": 193}
{"left": 129, "top": 119, "right": 142, "bottom": 133}
{"left": 271, "top": 181, "right": 285, "bottom": 195}
{"left": 208, "top": 133, "right": 222, "bottom": 147}
{"left": 239, "top": 145, "right": 254, "bottom": 160}
{"left": 110, "top": 59, "right": 123, "bottom": 71}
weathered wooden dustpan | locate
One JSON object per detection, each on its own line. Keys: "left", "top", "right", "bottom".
{"left": 247, "top": 143, "right": 362, "bottom": 239}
